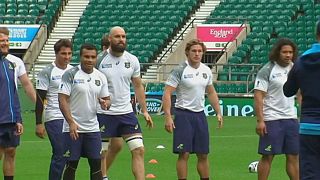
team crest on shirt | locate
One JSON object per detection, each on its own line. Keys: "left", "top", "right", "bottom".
{"left": 183, "top": 74, "right": 193, "bottom": 78}
{"left": 95, "top": 80, "right": 101, "bottom": 86}
{"left": 202, "top": 73, "right": 207, "bottom": 79}
{"left": 124, "top": 62, "right": 130, "bottom": 68}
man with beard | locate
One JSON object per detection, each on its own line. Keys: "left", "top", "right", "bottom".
{"left": 96, "top": 26, "right": 153, "bottom": 180}
{"left": 96, "top": 33, "right": 124, "bottom": 179}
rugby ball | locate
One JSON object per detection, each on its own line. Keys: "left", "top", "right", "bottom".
{"left": 248, "top": 161, "right": 259, "bottom": 173}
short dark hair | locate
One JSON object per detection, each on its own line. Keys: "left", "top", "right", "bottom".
{"left": 101, "top": 34, "right": 110, "bottom": 50}
{"left": 0, "top": 27, "right": 9, "bottom": 36}
{"left": 269, "top": 38, "right": 298, "bottom": 63}
{"left": 54, "top": 39, "right": 72, "bottom": 54}
{"left": 185, "top": 39, "right": 207, "bottom": 57}
{"left": 80, "top": 43, "right": 97, "bottom": 56}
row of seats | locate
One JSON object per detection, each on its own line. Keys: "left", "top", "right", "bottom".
{"left": 210, "top": 0, "right": 319, "bottom": 93}
{"left": 71, "top": 0, "right": 200, "bottom": 64}
{"left": 0, "top": 0, "right": 60, "bottom": 25}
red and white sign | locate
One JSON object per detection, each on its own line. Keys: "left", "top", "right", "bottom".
{"left": 196, "top": 24, "right": 246, "bottom": 51}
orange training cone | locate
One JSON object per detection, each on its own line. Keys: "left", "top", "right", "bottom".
{"left": 146, "top": 173, "right": 156, "bottom": 178}
{"left": 148, "top": 159, "right": 158, "bottom": 164}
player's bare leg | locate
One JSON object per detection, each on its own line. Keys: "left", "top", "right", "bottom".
{"left": 177, "top": 152, "right": 189, "bottom": 179}
{"left": 286, "top": 154, "right": 299, "bottom": 180}
{"left": 258, "top": 155, "right": 274, "bottom": 180}
{"left": 3, "top": 147, "right": 16, "bottom": 177}
{"left": 197, "top": 154, "right": 209, "bottom": 178}
{"left": 131, "top": 146, "right": 145, "bottom": 180}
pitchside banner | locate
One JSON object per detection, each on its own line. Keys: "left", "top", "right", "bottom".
{"left": 135, "top": 95, "right": 301, "bottom": 117}
{"left": 196, "top": 24, "right": 246, "bottom": 51}
{"left": 0, "top": 24, "right": 40, "bottom": 49}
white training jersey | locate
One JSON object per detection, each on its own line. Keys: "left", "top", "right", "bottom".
{"left": 254, "top": 61, "right": 297, "bottom": 121}
{"left": 59, "top": 65, "right": 109, "bottom": 133}
{"left": 36, "top": 62, "right": 73, "bottom": 122}
{"left": 97, "top": 51, "right": 140, "bottom": 115}
{"left": 166, "top": 61, "right": 213, "bottom": 112}
{"left": 6, "top": 54, "right": 26, "bottom": 87}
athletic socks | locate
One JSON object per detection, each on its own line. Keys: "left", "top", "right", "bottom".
{"left": 103, "top": 177, "right": 109, "bottom": 180}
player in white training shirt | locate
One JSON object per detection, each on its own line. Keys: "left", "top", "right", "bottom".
{"left": 162, "top": 39, "right": 223, "bottom": 180}
{"left": 35, "top": 39, "right": 73, "bottom": 180}
{"left": 254, "top": 38, "right": 299, "bottom": 180}
{"left": 0, "top": 27, "right": 36, "bottom": 103}
{"left": 97, "top": 26, "right": 153, "bottom": 180}
{"left": 59, "top": 43, "right": 110, "bottom": 180}
{"left": 96, "top": 33, "right": 124, "bottom": 180}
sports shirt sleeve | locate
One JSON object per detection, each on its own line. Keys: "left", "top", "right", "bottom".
{"left": 99, "top": 72, "right": 110, "bottom": 98}
{"left": 16, "top": 58, "right": 26, "bottom": 77}
{"left": 59, "top": 69, "right": 73, "bottom": 96}
{"left": 132, "top": 56, "right": 140, "bottom": 78}
{"left": 36, "top": 67, "right": 50, "bottom": 91}
{"left": 254, "top": 64, "right": 271, "bottom": 92}
{"left": 207, "top": 68, "right": 213, "bottom": 86}
{"left": 166, "top": 63, "right": 185, "bottom": 88}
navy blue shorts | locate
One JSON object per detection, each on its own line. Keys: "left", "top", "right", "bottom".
{"left": 63, "top": 132, "right": 101, "bottom": 161}
{"left": 97, "top": 112, "right": 142, "bottom": 138}
{"left": 0, "top": 123, "right": 20, "bottom": 148}
{"left": 299, "top": 134, "right": 320, "bottom": 180}
{"left": 173, "top": 108, "right": 209, "bottom": 154}
{"left": 258, "top": 119, "right": 299, "bottom": 155}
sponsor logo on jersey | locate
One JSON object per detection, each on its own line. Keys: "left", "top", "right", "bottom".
{"left": 95, "top": 80, "right": 101, "bottom": 86}
{"left": 202, "top": 73, "right": 207, "bottom": 79}
{"left": 271, "top": 73, "right": 282, "bottom": 79}
{"left": 51, "top": 75, "right": 61, "bottom": 80}
{"left": 73, "top": 79, "right": 85, "bottom": 84}
{"left": 183, "top": 74, "right": 193, "bottom": 78}
{"left": 102, "top": 63, "right": 112, "bottom": 68}
{"left": 125, "top": 62, "right": 130, "bottom": 68}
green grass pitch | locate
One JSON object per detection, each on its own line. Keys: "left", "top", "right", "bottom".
{"left": 2, "top": 113, "right": 289, "bottom": 180}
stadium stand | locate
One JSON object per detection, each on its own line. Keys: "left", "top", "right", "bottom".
{"left": 70, "top": 0, "right": 201, "bottom": 65}
{"left": 3, "top": 0, "right": 319, "bottom": 95}
{"left": 204, "top": 0, "right": 319, "bottom": 94}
